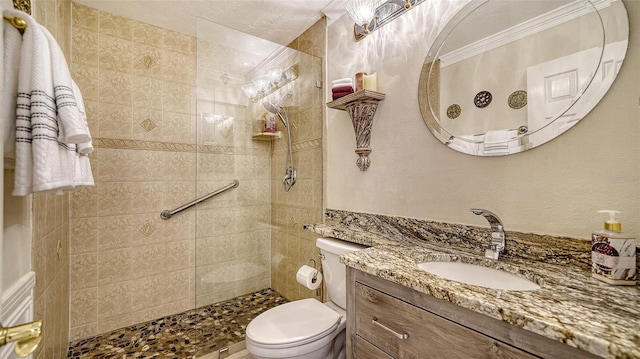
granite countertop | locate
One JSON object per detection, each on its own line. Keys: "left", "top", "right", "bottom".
{"left": 306, "top": 221, "right": 640, "bottom": 359}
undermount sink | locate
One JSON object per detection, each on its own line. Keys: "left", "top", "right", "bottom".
{"left": 417, "top": 261, "right": 541, "bottom": 291}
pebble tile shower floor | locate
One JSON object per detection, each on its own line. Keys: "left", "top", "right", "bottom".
{"left": 67, "top": 288, "right": 287, "bottom": 358}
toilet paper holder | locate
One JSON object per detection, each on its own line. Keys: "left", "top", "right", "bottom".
{"left": 307, "top": 259, "right": 318, "bottom": 283}
{"left": 307, "top": 259, "right": 322, "bottom": 297}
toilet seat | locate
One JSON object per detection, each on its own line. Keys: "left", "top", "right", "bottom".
{"left": 246, "top": 298, "right": 342, "bottom": 348}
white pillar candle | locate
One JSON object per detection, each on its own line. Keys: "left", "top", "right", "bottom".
{"left": 363, "top": 72, "right": 377, "bottom": 91}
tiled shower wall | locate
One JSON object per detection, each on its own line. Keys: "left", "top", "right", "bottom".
{"left": 31, "top": 1, "right": 72, "bottom": 358}
{"left": 270, "top": 19, "right": 326, "bottom": 301}
{"left": 68, "top": 4, "right": 272, "bottom": 340}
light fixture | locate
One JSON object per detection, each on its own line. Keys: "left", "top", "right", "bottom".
{"left": 268, "top": 67, "right": 284, "bottom": 84}
{"left": 242, "top": 65, "right": 298, "bottom": 101}
{"left": 349, "top": 0, "right": 426, "bottom": 41}
{"left": 346, "top": 0, "right": 377, "bottom": 33}
{"left": 241, "top": 84, "right": 258, "bottom": 99}
{"left": 252, "top": 74, "right": 272, "bottom": 93}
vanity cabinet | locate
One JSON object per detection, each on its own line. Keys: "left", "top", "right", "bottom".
{"left": 346, "top": 268, "right": 599, "bottom": 359}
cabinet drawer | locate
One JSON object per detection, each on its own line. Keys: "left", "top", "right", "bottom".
{"left": 355, "top": 336, "right": 394, "bottom": 359}
{"left": 355, "top": 283, "right": 537, "bottom": 359}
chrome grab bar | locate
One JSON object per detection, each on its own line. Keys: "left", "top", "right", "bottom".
{"left": 160, "top": 179, "right": 239, "bottom": 220}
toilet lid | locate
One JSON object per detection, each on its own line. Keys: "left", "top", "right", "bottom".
{"left": 246, "top": 298, "right": 342, "bottom": 346}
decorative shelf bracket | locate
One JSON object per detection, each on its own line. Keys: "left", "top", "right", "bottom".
{"left": 327, "top": 90, "right": 385, "bottom": 171}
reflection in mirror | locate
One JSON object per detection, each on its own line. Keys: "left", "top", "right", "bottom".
{"left": 418, "top": 0, "right": 629, "bottom": 156}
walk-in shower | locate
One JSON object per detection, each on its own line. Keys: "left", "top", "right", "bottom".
{"left": 66, "top": 3, "right": 323, "bottom": 357}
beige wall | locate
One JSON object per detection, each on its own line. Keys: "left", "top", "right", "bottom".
{"left": 326, "top": 0, "right": 639, "bottom": 240}
{"left": 33, "top": 1, "right": 72, "bottom": 358}
{"left": 270, "top": 18, "right": 326, "bottom": 302}
{"left": 69, "top": 3, "right": 199, "bottom": 339}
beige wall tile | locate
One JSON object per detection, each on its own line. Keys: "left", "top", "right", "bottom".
{"left": 164, "top": 240, "right": 192, "bottom": 273}
{"left": 99, "top": 34, "right": 133, "bottom": 73}
{"left": 72, "top": 2, "right": 100, "bottom": 31}
{"left": 130, "top": 275, "right": 165, "bottom": 312}
{"left": 162, "top": 29, "right": 196, "bottom": 54}
{"left": 70, "top": 253, "right": 97, "bottom": 290}
{"left": 72, "top": 28, "right": 100, "bottom": 67}
{"left": 98, "top": 69, "right": 133, "bottom": 106}
{"left": 162, "top": 82, "right": 193, "bottom": 114}
{"left": 162, "top": 50, "right": 196, "bottom": 85}
{"left": 133, "top": 44, "right": 163, "bottom": 79}
{"left": 98, "top": 103, "right": 133, "bottom": 138}
{"left": 133, "top": 22, "right": 164, "bottom": 48}
{"left": 98, "top": 11, "right": 134, "bottom": 40}
{"left": 70, "top": 323, "right": 99, "bottom": 341}
{"left": 71, "top": 64, "right": 99, "bottom": 102}
{"left": 70, "top": 186, "right": 98, "bottom": 218}
{"left": 69, "top": 217, "right": 98, "bottom": 255}
{"left": 97, "top": 313, "right": 132, "bottom": 334}
{"left": 97, "top": 249, "right": 133, "bottom": 285}
{"left": 133, "top": 108, "right": 163, "bottom": 140}
{"left": 97, "top": 215, "right": 134, "bottom": 250}
{"left": 96, "top": 148, "right": 136, "bottom": 182}
{"left": 132, "top": 76, "right": 164, "bottom": 110}
{"left": 161, "top": 269, "right": 191, "bottom": 304}
{"left": 70, "top": 288, "right": 98, "bottom": 327}
{"left": 97, "top": 281, "right": 132, "bottom": 319}
{"left": 97, "top": 182, "right": 132, "bottom": 216}
{"left": 162, "top": 112, "right": 196, "bottom": 144}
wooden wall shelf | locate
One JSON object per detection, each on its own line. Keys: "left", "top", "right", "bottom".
{"left": 327, "top": 90, "right": 385, "bottom": 171}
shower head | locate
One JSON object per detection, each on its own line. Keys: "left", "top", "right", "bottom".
{"left": 262, "top": 99, "right": 281, "bottom": 114}
{"left": 262, "top": 99, "right": 290, "bottom": 129}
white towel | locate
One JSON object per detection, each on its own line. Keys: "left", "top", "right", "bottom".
{"left": 483, "top": 129, "right": 511, "bottom": 147}
{"left": 71, "top": 80, "right": 93, "bottom": 154}
{"left": 40, "top": 25, "right": 91, "bottom": 144}
{"left": 447, "top": 136, "right": 480, "bottom": 154}
{"left": 483, "top": 129, "right": 520, "bottom": 155}
{"left": 30, "top": 19, "right": 78, "bottom": 194}
{"left": 8, "top": 9, "right": 94, "bottom": 195}
{"left": 71, "top": 81, "right": 95, "bottom": 189}
{"left": 2, "top": 19, "right": 22, "bottom": 158}
{"left": 331, "top": 77, "right": 353, "bottom": 86}
{"left": 10, "top": 8, "right": 40, "bottom": 195}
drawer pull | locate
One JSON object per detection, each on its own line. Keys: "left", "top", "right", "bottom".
{"left": 372, "top": 316, "right": 409, "bottom": 340}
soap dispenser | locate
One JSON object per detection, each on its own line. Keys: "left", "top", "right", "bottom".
{"left": 591, "top": 210, "right": 636, "bottom": 285}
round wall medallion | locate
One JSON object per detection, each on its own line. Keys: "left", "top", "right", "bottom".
{"left": 446, "top": 104, "right": 462, "bottom": 119}
{"left": 508, "top": 90, "right": 527, "bottom": 109}
{"left": 474, "top": 91, "right": 492, "bottom": 108}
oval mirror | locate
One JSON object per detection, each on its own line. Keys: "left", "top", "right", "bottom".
{"left": 419, "top": 0, "right": 629, "bottom": 156}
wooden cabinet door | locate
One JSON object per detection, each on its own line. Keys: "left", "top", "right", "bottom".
{"left": 355, "top": 336, "right": 394, "bottom": 359}
{"left": 354, "top": 283, "right": 538, "bottom": 359}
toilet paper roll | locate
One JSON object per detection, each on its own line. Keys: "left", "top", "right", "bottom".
{"left": 296, "top": 265, "right": 322, "bottom": 290}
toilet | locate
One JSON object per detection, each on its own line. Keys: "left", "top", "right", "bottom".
{"left": 245, "top": 237, "right": 366, "bottom": 359}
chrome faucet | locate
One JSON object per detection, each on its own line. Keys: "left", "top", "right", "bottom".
{"left": 470, "top": 208, "right": 505, "bottom": 260}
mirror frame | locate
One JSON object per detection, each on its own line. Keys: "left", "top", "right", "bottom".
{"left": 418, "top": 0, "right": 629, "bottom": 156}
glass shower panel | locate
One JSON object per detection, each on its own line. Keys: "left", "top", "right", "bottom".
{"left": 194, "top": 17, "right": 323, "bottom": 358}
{"left": 193, "top": 18, "right": 277, "bottom": 357}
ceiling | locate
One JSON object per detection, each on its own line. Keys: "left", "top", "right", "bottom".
{"left": 75, "top": 0, "right": 349, "bottom": 46}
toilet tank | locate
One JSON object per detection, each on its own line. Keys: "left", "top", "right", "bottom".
{"left": 316, "top": 237, "right": 367, "bottom": 310}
